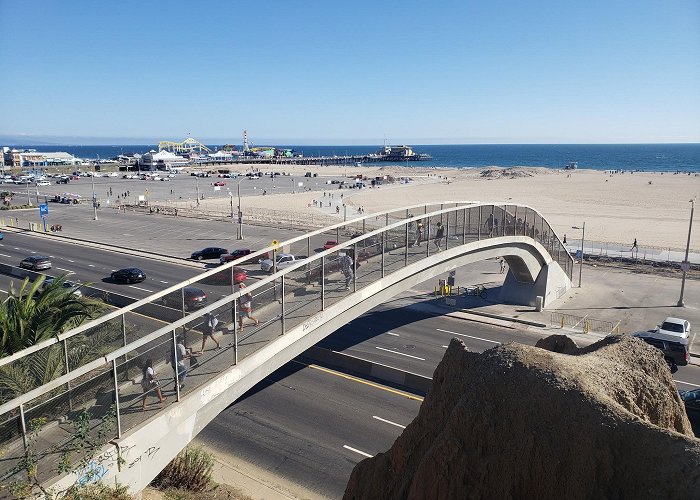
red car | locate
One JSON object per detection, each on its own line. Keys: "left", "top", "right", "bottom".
{"left": 323, "top": 239, "right": 338, "bottom": 250}
{"left": 213, "top": 181, "right": 226, "bottom": 187}
{"left": 200, "top": 266, "right": 247, "bottom": 286}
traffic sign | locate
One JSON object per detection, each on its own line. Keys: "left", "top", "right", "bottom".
{"left": 271, "top": 239, "right": 280, "bottom": 247}
{"left": 39, "top": 203, "right": 49, "bottom": 216}
{"left": 681, "top": 261, "right": 690, "bottom": 273}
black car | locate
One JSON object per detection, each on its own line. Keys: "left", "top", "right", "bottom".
{"left": 111, "top": 268, "right": 147, "bottom": 284}
{"left": 191, "top": 247, "right": 229, "bottom": 260}
{"left": 680, "top": 389, "right": 700, "bottom": 413}
{"left": 161, "top": 286, "right": 208, "bottom": 311}
{"left": 20, "top": 256, "right": 52, "bottom": 271}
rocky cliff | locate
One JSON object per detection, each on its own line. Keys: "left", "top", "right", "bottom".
{"left": 344, "top": 334, "right": 700, "bottom": 499}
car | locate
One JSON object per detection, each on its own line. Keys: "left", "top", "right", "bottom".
{"left": 41, "top": 277, "right": 82, "bottom": 297}
{"left": 110, "top": 267, "right": 147, "bottom": 283}
{"left": 56, "top": 177, "right": 70, "bottom": 184}
{"left": 190, "top": 247, "right": 229, "bottom": 260}
{"left": 680, "top": 389, "right": 700, "bottom": 413}
{"left": 323, "top": 239, "right": 338, "bottom": 250}
{"left": 20, "top": 255, "right": 52, "bottom": 271}
{"left": 160, "top": 177, "right": 170, "bottom": 181}
{"left": 36, "top": 180, "right": 51, "bottom": 186}
{"left": 219, "top": 249, "right": 269, "bottom": 265}
{"left": 0, "top": 231, "right": 3, "bottom": 240}
{"left": 213, "top": 181, "right": 226, "bottom": 186}
{"left": 657, "top": 317, "right": 691, "bottom": 338}
{"left": 161, "top": 286, "right": 208, "bottom": 311}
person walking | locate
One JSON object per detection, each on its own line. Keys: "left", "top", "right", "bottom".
{"left": 414, "top": 220, "right": 424, "bottom": 246}
{"left": 631, "top": 238, "right": 638, "bottom": 258}
{"left": 499, "top": 257, "right": 506, "bottom": 274}
{"left": 170, "top": 336, "right": 192, "bottom": 389}
{"left": 237, "top": 283, "right": 259, "bottom": 329}
{"left": 339, "top": 252, "right": 354, "bottom": 290}
{"left": 141, "top": 359, "right": 166, "bottom": 410}
{"left": 434, "top": 222, "right": 445, "bottom": 251}
{"left": 198, "top": 312, "right": 221, "bottom": 353}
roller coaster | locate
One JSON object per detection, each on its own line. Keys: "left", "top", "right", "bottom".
{"left": 158, "top": 137, "right": 211, "bottom": 154}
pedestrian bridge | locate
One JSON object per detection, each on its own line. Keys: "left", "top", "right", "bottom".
{"left": 0, "top": 202, "right": 573, "bottom": 495}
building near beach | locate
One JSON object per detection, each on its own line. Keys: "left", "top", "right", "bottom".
{"left": 139, "top": 150, "right": 189, "bottom": 171}
{"left": 2, "top": 148, "right": 80, "bottom": 168}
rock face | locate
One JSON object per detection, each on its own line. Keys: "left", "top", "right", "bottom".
{"left": 344, "top": 334, "right": 700, "bottom": 500}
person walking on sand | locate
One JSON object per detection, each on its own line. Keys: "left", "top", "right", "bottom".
{"left": 237, "top": 283, "right": 259, "bottom": 329}
{"left": 631, "top": 238, "right": 638, "bottom": 258}
{"left": 198, "top": 312, "right": 221, "bottom": 353}
{"left": 141, "top": 359, "right": 166, "bottom": 410}
{"left": 434, "top": 222, "right": 445, "bottom": 251}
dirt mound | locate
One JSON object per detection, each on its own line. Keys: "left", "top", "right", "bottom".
{"left": 479, "top": 166, "right": 551, "bottom": 178}
{"left": 344, "top": 334, "right": 700, "bottom": 499}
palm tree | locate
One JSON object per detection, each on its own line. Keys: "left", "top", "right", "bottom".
{"left": 0, "top": 276, "right": 118, "bottom": 403}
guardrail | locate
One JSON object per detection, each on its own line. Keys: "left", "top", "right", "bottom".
{"left": 0, "top": 202, "right": 572, "bottom": 491}
{"left": 550, "top": 312, "right": 620, "bottom": 335}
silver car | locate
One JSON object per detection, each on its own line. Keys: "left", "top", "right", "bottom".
{"left": 20, "top": 256, "right": 52, "bottom": 271}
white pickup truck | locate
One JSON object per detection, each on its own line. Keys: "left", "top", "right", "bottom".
{"left": 260, "top": 253, "right": 307, "bottom": 273}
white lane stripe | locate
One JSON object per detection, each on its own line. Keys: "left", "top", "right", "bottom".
{"left": 67, "top": 259, "right": 74, "bottom": 263}
{"left": 55, "top": 267, "right": 73, "bottom": 273}
{"left": 373, "top": 415, "right": 406, "bottom": 429}
{"left": 387, "top": 332, "right": 400, "bottom": 336}
{"left": 88, "top": 264, "right": 95, "bottom": 267}
{"left": 436, "top": 328, "right": 501, "bottom": 344}
{"left": 128, "top": 285, "right": 153, "bottom": 292}
{"left": 375, "top": 346, "right": 425, "bottom": 360}
{"left": 442, "top": 345, "right": 449, "bottom": 348}
{"left": 160, "top": 280, "right": 169, "bottom": 284}
{"left": 676, "top": 380, "right": 700, "bottom": 388}
{"left": 343, "top": 445, "right": 373, "bottom": 458}
{"left": 0, "top": 253, "right": 12, "bottom": 258}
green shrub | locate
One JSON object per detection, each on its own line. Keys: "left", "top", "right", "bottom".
{"left": 61, "top": 483, "right": 134, "bottom": 500}
{"left": 152, "top": 447, "right": 214, "bottom": 493}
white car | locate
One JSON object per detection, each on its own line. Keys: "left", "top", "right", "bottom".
{"left": 657, "top": 317, "right": 691, "bottom": 338}
{"left": 160, "top": 177, "right": 170, "bottom": 181}
{"left": 36, "top": 181, "right": 51, "bottom": 186}
{"left": 107, "top": 172, "right": 118, "bottom": 177}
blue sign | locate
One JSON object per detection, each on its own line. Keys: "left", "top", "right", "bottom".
{"left": 39, "top": 203, "right": 49, "bottom": 216}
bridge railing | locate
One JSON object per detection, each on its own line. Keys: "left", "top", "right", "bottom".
{"left": 0, "top": 203, "right": 571, "bottom": 488}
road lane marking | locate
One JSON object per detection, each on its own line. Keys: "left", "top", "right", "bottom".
{"left": 343, "top": 445, "right": 373, "bottom": 458}
{"left": 55, "top": 267, "right": 73, "bottom": 273}
{"left": 375, "top": 346, "right": 425, "bottom": 360}
{"left": 442, "top": 345, "right": 449, "bottom": 348}
{"left": 292, "top": 360, "right": 424, "bottom": 402}
{"left": 436, "top": 328, "right": 501, "bottom": 344}
{"left": 372, "top": 415, "right": 406, "bottom": 429}
{"left": 0, "top": 253, "right": 12, "bottom": 258}
{"left": 160, "top": 280, "right": 169, "bottom": 284}
{"left": 67, "top": 259, "right": 74, "bottom": 263}
{"left": 387, "top": 332, "right": 400, "bottom": 336}
{"left": 676, "top": 380, "right": 700, "bottom": 388}
{"left": 129, "top": 285, "right": 153, "bottom": 292}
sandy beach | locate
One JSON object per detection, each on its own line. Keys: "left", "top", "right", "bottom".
{"left": 197, "top": 164, "right": 698, "bottom": 251}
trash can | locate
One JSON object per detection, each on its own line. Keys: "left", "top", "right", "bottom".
{"left": 535, "top": 296, "right": 543, "bottom": 312}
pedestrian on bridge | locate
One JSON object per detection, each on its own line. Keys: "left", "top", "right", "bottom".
{"left": 339, "top": 252, "right": 353, "bottom": 290}
{"left": 141, "top": 359, "right": 166, "bottom": 410}
{"left": 170, "top": 336, "right": 192, "bottom": 389}
{"left": 199, "top": 313, "right": 222, "bottom": 353}
{"left": 434, "top": 222, "right": 445, "bottom": 251}
{"left": 237, "top": 283, "right": 259, "bottom": 329}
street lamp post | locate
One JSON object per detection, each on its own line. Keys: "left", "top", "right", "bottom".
{"left": 92, "top": 155, "right": 98, "bottom": 220}
{"left": 195, "top": 175, "right": 200, "bottom": 207}
{"left": 237, "top": 178, "right": 244, "bottom": 240}
{"left": 572, "top": 222, "right": 585, "bottom": 287}
{"left": 678, "top": 198, "right": 696, "bottom": 307}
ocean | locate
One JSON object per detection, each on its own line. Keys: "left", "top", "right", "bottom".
{"left": 8, "top": 143, "right": 700, "bottom": 173}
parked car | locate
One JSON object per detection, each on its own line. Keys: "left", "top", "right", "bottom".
{"left": 680, "top": 389, "right": 700, "bottom": 413}
{"left": 633, "top": 330, "right": 689, "bottom": 372}
{"left": 161, "top": 286, "right": 208, "bottom": 311}
{"left": 657, "top": 317, "right": 691, "bottom": 338}
{"left": 213, "top": 181, "right": 226, "bottom": 186}
{"left": 20, "top": 255, "right": 52, "bottom": 271}
{"left": 219, "top": 249, "right": 269, "bottom": 265}
{"left": 36, "top": 180, "right": 51, "bottom": 186}
{"left": 323, "top": 239, "right": 338, "bottom": 250}
{"left": 41, "top": 277, "right": 82, "bottom": 297}
{"left": 191, "top": 247, "right": 229, "bottom": 260}
{"left": 110, "top": 267, "right": 147, "bottom": 283}
{"left": 56, "top": 177, "right": 70, "bottom": 184}
{"left": 260, "top": 253, "right": 307, "bottom": 273}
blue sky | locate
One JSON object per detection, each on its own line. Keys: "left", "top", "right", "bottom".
{"left": 0, "top": 0, "right": 698, "bottom": 144}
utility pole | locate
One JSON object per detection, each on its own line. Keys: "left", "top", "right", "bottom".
{"left": 572, "top": 222, "right": 585, "bottom": 287}
{"left": 678, "top": 198, "right": 695, "bottom": 307}
{"left": 92, "top": 156, "right": 98, "bottom": 221}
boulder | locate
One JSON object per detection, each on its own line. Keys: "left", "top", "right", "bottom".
{"left": 344, "top": 334, "right": 700, "bottom": 499}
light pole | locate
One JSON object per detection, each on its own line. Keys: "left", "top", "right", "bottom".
{"left": 195, "top": 175, "right": 200, "bottom": 207}
{"left": 572, "top": 222, "right": 585, "bottom": 287}
{"left": 236, "top": 178, "right": 244, "bottom": 240}
{"left": 92, "top": 155, "right": 98, "bottom": 220}
{"left": 678, "top": 198, "right": 696, "bottom": 307}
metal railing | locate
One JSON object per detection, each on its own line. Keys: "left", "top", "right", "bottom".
{"left": 0, "top": 202, "right": 571, "bottom": 488}
{"left": 550, "top": 312, "right": 620, "bottom": 335}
